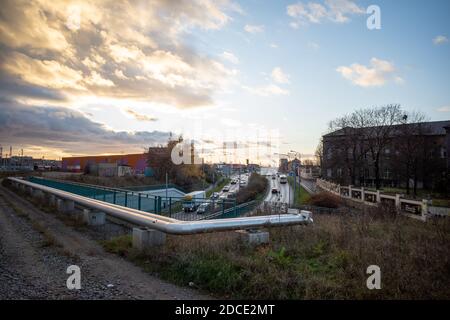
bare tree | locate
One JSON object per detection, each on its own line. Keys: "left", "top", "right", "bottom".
{"left": 315, "top": 139, "right": 324, "bottom": 177}
{"left": 360, "top": 104, "right": 403, "bottom": 189}
{"left": 392, "top": 112, "right": 430, "bottom": 195}
{"left": 328, "top": 112, "right": 370, "bottom": 185}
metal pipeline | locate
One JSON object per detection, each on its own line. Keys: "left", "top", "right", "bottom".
{"left": 8, "top": 177, "right": 313, "bottom": 235}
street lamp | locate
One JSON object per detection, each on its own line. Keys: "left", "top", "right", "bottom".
{"left": 289, "top": 150, "right": 302, "bottom": 206}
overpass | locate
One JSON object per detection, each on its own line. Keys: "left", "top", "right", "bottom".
{"left": 7, "top": 177, "right": 313, "bottom": 249}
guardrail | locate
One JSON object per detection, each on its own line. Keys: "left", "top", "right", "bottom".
{"left": 8, "top": 177, "right": 313, "bottom": 235}
{"left": 27, "top": 177, "right": 239, "bottom": 221}
{"left": 316, "top": 178, "right": 450, "bottom": 220}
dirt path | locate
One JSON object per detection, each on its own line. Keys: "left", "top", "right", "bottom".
{"left": 0, "top": 184, "right": 210, "bottom": 300}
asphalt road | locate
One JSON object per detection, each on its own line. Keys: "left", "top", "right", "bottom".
{"left": 262, "top": 168, "right": 293, "bottom": 205}
{"left": 172, "top": 173, "right": 248, "bottom": 220}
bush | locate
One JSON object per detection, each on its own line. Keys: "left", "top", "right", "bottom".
{"left": 236, "top": 173, "right": 268, "bottom": 204}
{"left": 307, "top": 192, "right": 342, "bottom": 208}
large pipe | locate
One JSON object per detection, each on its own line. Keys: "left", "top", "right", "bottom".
{"left": 8, "top": 177, "right": 313, "bottom": 235}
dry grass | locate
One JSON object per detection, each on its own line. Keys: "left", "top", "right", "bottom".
{"left": 30, "top": 220, "right": 61, "bottom": 248}
{"left": 307, "top": 192, "right": 343, "bottom": 208}
{"left": 102, "top": 208, "right": 450, "bottom": 299}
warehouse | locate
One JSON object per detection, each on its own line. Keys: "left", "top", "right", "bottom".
{"left": 62, "top": 153, "right": 149, "bottom": 175}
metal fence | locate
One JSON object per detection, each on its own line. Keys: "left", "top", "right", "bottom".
{"left": 27, "top": 177, "right": 254, "bottom": 221}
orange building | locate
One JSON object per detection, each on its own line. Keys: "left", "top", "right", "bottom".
{"left": 62, "top": 153, "right": 148, "bottom": 174}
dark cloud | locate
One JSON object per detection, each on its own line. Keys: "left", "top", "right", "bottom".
{"left": 0, "top": 100, "right": 171, "bottom": 155}
{"left": 0, "top": 66, "right": 67, "bottom": 101}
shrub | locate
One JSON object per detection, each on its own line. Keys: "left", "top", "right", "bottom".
{"left": 307, "top": 192, "right": 342, "bottom": 208}
{"left": 236, "top": 173, "right": 268, "bottom": 204}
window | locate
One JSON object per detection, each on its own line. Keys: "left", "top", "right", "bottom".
{"left": 337, "top": 168, "right": 342, "bottom": 177}
{"left": 384, "top": 168, "right": 391, "bottom": 179}
{"left": 441, "top": 147, "right": 447, "bottom": 159}
{"left": 327, "top": 168, "right": 332, "bottom": 177}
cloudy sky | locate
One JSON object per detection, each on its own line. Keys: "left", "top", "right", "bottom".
{"left": 0, "top": 0, "right": 449, "bottom": 163}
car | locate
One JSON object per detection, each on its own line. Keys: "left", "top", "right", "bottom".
{"left": 272, "top": 175, "right": 276, "bottom": 180}
{"left": 210, "top": 192, "right": 220, "bottom": 200}
{"left": 227, "top": 192, "right": 236, "bottom": 199}
{"left": 219, "top": 194, "right": 228, "bottom": 201}
{"left": 182, "top": 190, "right": 206, "bottom": 212}
{"left": 230, "top": 179, "right": 237, "bottom": 185}
{"left": 196, "top": 202, "right": 211, "bottom": 214}
{"left": 271, "top": 188, "right": 278, "bottom": 194}
{"left": 222, "top": 185, "right": 230, "bottom": 192}
{"left": 239, "top": 180, "right": 247, "bottom": 186}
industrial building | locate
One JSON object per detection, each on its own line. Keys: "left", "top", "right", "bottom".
{"left": 62, "top": 153, "right": 149, "bottom": 175}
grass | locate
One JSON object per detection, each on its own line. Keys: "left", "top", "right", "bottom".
{"left": 206, "top": 178, "right": 230, "bottom": 198}
{"left": 101, "top": 207, "right": 450, "bottom": 299}
{"left": 288, "top": 177, "right": 311, "bottom": 206}
{"left": 31, "top": 220, "right": 61, "bottom": 248}
{"left": 431, "top": 199, "right": 450, "bottom": 207}
{"left": 366, "top": 186, "right": 447, "bottom": 200}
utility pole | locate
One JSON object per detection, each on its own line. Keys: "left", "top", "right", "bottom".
{"left": 238, "top": 163, "right": 241, "bottom": 191}
{"left": 165, "top": 172, "right": 168, "bottom": 199}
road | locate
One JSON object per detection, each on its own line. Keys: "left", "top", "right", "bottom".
{"left": 170, "top": 173, "right": 247, "bottom": 220}
{"left": 262, "top": 168, "right": 293, "bottom": 206}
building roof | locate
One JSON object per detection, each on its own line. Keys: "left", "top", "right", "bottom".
{"left": 323, "top": 120, "right": 450, "bottom": 138}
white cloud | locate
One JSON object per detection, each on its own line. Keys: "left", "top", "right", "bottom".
{"left": 336, "top": 58, "right": 400, "bottom": 87}
{"left": 437, "top": 106, "right": 450, "bottom": 112}
{"left": 124, "top": 108, "right": 158, "bottom": 121}
{"left": 85, "top": 71, "right": 115, "bottom": 87}
{"left": 271, "top": 67, "right": 290, "bottom": 84}
{"left": 0, "top": 0, "right": 242, "bottom": 109}
{"left": 243, "top": 84, "right": 289, "bottom": 96}
{"left": 433, "top": 35, "right": 448, "bottom": 45}
{"left": 394, "top": 76, "right": 404, "bottom": 85}
{"left": 244, "top": 24, "right": 264, "bottom": 33}
{"left": 114, "top": 69, "right": 128, "bottom": 80}
{"left": 287, "top": 0, "right": 364, "bottom": 27}
{"left": 308, "top": 41, "right": 320, "bottom": 50}
{"left": 220, "top": 51, "right": 239, "bottom": 64}
{"left": 270, "top": 43, "right": 278, "bottom": 48}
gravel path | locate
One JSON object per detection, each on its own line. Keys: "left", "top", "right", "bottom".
{"left": 0, "top": 184, "right": 210, "bottom": 300}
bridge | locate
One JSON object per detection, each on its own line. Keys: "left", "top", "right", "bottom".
{"left": 7, "top": 177, "right": 313, "bottom": 250}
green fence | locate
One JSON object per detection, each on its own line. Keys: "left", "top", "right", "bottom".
{"left": 27, "top": 177, "right": 257, "bottom": 221}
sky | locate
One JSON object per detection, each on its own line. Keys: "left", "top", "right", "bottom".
{"left": 0, "top": 0, "right": 449, "bottom": 164}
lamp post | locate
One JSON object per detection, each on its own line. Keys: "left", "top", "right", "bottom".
{"left": 165, "top": 172, "right": 168, "bottom": 199}
{"left": 289, "top": 150, "right": 302, "bottom": 206}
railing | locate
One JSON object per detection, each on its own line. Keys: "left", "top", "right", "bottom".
{"left": 27, "top": 177, "right": 240, "bottom": 221}
{"left": 316, "top": 178, "right": 450, "bottom": 220}
{"left": 8, "top": 177, "right": 313, "bottom": 235}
